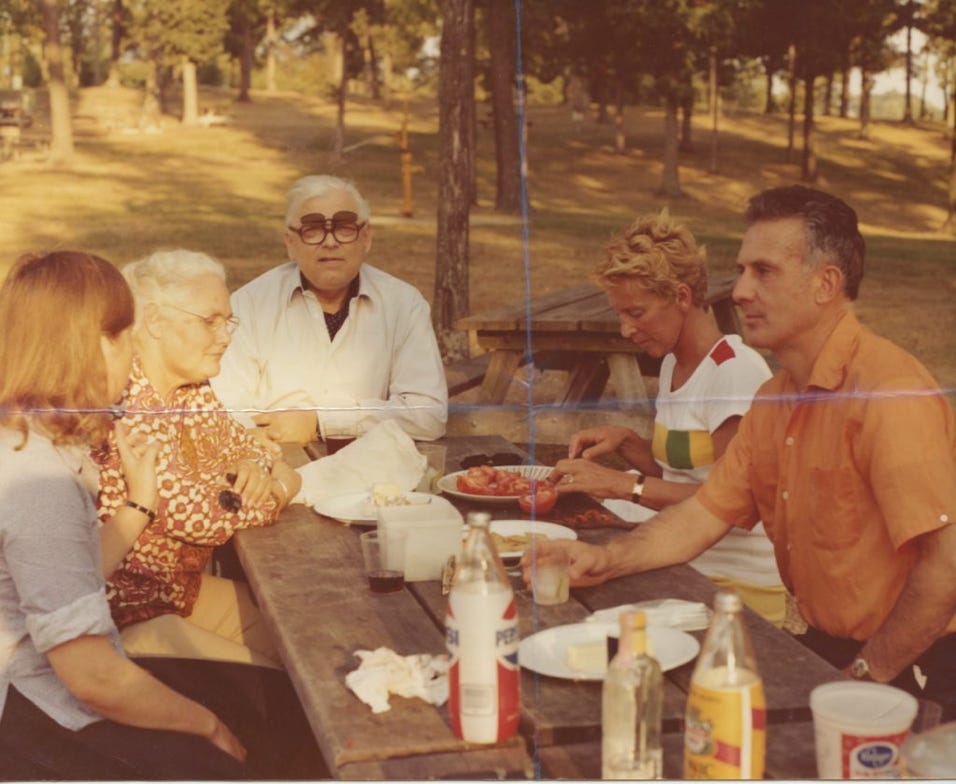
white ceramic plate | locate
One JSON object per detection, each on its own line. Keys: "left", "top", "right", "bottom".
{"left": 311, "top": 491, "right": 437, "bottom": 523}
{"left": 488, "top": 519, "right": 577, "bottom": 558}
{"left": 518, "top": 622, "right": 700, "bottom": 681}
{"left": 436, "top": 465, "right": 553, "bottom": 505}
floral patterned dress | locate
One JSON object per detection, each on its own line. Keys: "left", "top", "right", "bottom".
{"left": 94, "top": 355, "right": 278, "bottom": 628}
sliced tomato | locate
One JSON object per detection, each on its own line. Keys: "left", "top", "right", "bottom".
{"left": 518, "top": 483, "right": 558, "bottom": 514}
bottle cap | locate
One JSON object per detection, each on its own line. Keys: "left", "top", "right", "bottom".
{"left": 714, "top": 589, "right": 743, "bottom": 613}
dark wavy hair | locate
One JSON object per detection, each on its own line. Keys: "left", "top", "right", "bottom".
{"left": 0, "top": 251, "right": 134, "bottom": 446}
{"left": 745, "top": 185, "right": 865, "bottom": 300}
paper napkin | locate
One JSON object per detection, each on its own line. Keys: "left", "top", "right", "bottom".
{"left": 345, "top": 647, "right": 449, "bottom": 714}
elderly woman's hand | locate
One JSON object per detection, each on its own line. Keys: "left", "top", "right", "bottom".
{"left": 229, "top": 459, "right": 274, "bottom": 509}
{"left": 115, "top": 423, "right": 160, "bottom": 513}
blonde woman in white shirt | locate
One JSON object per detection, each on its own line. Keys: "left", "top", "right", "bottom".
{"left": 212, "top": 175, "right": 447, "bottom": 448}
{"left": 550, "top": 210, "right": 786, "bottom": 626}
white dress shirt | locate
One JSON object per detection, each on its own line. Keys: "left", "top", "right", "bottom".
{"left": 211, "top": 262, "right": 448, "bottom": 440}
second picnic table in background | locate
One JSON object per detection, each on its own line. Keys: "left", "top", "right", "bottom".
{"left": 455, "top": 272, "right": 741, "bottom": 406}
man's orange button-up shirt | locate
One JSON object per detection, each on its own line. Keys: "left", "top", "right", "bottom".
{"left": 698, "top": 310, "right": 956, "bottom": 640}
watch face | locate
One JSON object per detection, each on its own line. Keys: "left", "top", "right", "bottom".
{"left": 851, "top": 657, "right": 869, "bottom": 678}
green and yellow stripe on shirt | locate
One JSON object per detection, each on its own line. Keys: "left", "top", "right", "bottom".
{"left": 652, "top": 421, "right": 715, "bottom": 470}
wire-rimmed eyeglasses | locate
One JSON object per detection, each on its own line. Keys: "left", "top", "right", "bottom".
{"left": 164, "top": 304, "right": 240, "bottom": 335}
{"left": 287, "top": 210, "right": 366, "bottom": 245}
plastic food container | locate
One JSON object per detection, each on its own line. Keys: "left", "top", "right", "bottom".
{"left": 376, "top": 498, "right": 463, "bottom": 581}
{"left": 809, "top": 681, "right": 918, "bottom": 779}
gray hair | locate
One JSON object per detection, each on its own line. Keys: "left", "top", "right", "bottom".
{"left": 122, "top": 249, "right": 226, "bottom": 328}
{"left": 285, "top": 175, "right": 371, "bottom": 225}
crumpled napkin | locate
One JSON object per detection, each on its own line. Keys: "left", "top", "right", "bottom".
{"left": 292, "top": 420, "right": 426, "bottom": 507}
{"left": 587, "top": 599, "right": 712, "bottom": 631}
{"left": 345, "top": 647, "right": 450, "bottom": 713}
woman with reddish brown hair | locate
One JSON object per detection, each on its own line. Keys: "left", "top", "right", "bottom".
{"left": 0, "top": 252, "right": 321, "bottom": 779}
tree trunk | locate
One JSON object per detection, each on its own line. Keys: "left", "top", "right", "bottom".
{"left": 594, "top": 62, "right": 609, "bottom": 123}
{"left": 381, "top": 44, "right": 393, "bottom": 107}
{"left": 802, "top": 73, "right": 817, "bottom": 182}
{"left": 238, "top": 13, "right": 254, "bottom": 102}
{"left": 839, "top": 52, "right": 850, "bottom": 118}
{"left": 107, "top": 0, "right": 123, "bottom": 87}
{"left": 903, "top": 24, "right": 913, "bottom": 123}
{"left": 332, "top": 33, "right": 347, "bottom": 158}
{"left": 614, "top": 80, "right": 625, "bottom": 154}
{"left": 487, "top": 0, "right": 521, "bottom": 211}
{"left": 265, "top": 11, "right": 277, "bottom": 93}
{"left": 823, "top": 71, "right": 833, "bottom": 116}
{"left": 679, "top": 91, "right": 693, "bottom": 152}
{"left": 92, "top": 1, "right": 103, "bottom": 86}
{"left": 918, "top": 48, "right": 929, "bottom": 120}
{"left": 366, "top": 34, "right": 381, "bottom": 100}
{"left": 658, "top": 93, "right": 681, "bottom": 197}
{"left": 859, "top": 68, "right": 872, "bottom": 139}
{"left": 786, "top": 43, "right": 797, "bottom": 162}
{"left": 465, "top": 10, "right": 477, "bottom": 205}
{"left": 39, "top": 0, "right": 73, "bottom": 167}
{"left": 709, "top": 48, "right": 719, "bottom": 173}
{"left": 764, "top": 58, "right": 774, "bottom": 113}
{"left": 434, "top": 0, "right": 474, "bottom": 361}
{"left": 181, "top": 57, "right": 198, "bottom": 125}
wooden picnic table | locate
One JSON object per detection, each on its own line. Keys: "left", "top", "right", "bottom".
{"left": 234, "top": 434, "right": 842, "bottom": 779}
{"left": 455, "top": 272, "right": 741, "bottom": 406}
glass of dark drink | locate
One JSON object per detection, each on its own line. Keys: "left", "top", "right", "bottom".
{"left": 325, "top": 436, "right": 356, "bottom": 456}
{"left": 359, "top": 530, "right": 406, "bottom": 594}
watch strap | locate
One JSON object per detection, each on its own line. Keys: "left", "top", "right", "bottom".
{"left": 631, "top": 473, "right": 647, "bottom": 504}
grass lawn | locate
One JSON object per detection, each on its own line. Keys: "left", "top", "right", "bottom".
{"left": 2, "top": 84, "right": 954, "bottom": 432}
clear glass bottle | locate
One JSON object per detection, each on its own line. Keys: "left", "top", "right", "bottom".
{"left": 445, "top": 512, "right": 520, "bottom": 743}
{"left": 602, "top": 609, "right": 663, "bottom": 779}
{"left": 684, "top": 589, "right": 766, "bottom": 779}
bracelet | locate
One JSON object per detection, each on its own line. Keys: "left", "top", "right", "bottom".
{"left": 273, "top": 476, "right": 292, "bottom": 503}
{"left": 125, "top": 499, "right": 156, "bottom": 522}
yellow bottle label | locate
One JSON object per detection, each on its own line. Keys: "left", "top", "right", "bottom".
{"left": 683, "top": 669, "right": 766, "bottom": 780}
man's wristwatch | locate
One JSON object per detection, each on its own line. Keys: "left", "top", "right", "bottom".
{"left": 631, "top": 473, "right": 647, "bottom": 504}
{"left": 849, "top": 655, "right": 871, "bottom": 680}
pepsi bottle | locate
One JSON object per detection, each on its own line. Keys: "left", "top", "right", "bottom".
{"left": 445, "top": 512, "right": 520, "bottom": 743}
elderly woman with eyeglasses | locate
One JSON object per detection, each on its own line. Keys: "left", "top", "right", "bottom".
{"left": 93, "top": 249, "right": 301, "bottom": 668}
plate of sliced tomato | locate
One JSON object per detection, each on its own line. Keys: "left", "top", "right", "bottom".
{"left": 437, "top": 465, "right": 554, "bottom": 506}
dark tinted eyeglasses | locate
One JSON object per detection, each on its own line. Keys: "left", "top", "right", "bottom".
{"left": 460, "top": 452, "right": 524, "bottom": 469}
{"left": 288, "top": 211, "right": 366, "bottom": 245}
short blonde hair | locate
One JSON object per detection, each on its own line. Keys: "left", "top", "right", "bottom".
{"left": 122, "top": 249, "right": 226, "bottom": 329}
{"left": 595, "top": 209, "right": 707, "bottom": 306}
{"left": 0, "top": 251, "right": 134, "bottom": 446}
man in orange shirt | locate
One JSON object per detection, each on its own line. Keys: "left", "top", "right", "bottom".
{"left": 528, "top": 186, "right": 956, "bottom": 717}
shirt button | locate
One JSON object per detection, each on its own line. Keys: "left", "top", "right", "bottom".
{"left": 785, "top": 436, "right": 794, "bottom": 446}
{"left": 942, "top": 514, "right": 950, "bottom": 523}
{"left": 782, "top": 490, "right": 790, "bottom": 500}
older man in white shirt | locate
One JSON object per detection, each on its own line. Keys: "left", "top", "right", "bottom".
{"left": 212, "top": 175, "right": 447, "bottom": 446}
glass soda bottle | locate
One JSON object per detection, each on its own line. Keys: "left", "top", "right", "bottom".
{"left": 445, "top": 512, "right": 520, "bottom": 744}
{"left": 684, "top": 589, "right": 766, "bottom": 779}
{"left": 602, "top": 609, "right": 663, "bottom": 779}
